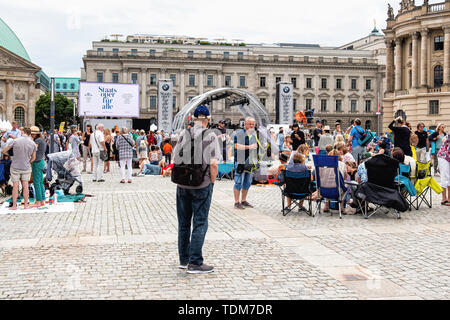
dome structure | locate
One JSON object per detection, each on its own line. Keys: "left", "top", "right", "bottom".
{"left": 0, "top": 17, "right": 31, "bottom": 61}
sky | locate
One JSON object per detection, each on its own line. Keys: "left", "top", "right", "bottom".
{"left": 0, "top": 0, "right": 441, "bottom": 77}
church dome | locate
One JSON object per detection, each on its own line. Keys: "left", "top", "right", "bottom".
{"left": 0, "top": 17, "right": 31, "bottom": 61}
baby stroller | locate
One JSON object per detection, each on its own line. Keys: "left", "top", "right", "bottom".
{"left": 46, "top": 151, "right": 83, "bottom": 196}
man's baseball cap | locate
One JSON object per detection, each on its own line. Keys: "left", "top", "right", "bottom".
{"left": 218, "top": 120, "right": 225, "bottom": 124}
{"left": 193, "top": 105, "right": 211, "bottom": 119}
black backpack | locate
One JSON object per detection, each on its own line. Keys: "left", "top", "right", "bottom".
{"left": 171, "top": 129, "right": 209, "bottom": 187}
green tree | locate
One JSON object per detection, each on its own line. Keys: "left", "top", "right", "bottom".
{"left": 35, "top": 92, "right": 79, "bottom": 130}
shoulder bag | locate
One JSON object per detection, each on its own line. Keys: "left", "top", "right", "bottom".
{"left": 93, "top": 132, "right": 108, "bottom": 161}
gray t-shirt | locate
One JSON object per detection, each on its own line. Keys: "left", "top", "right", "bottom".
{"left": 34, "top": 137, "right": 47, "bottom": 162}
{"left": 10, "top": 136, "right": 37, "bottom": 171}
{"left": 173, "top": 126, "right": 221, "bottom": 190}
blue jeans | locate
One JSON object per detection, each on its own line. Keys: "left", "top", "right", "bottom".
{"left": 176, "top": 184, "right": 213, "bottom": 266}
{"left": 234, "top": 170, "right": 254, "bottom": 191}
{"left": 142, "top": 164, "right": 161, "bottom": 175}
{"left": 351, "top": 145, "right": 365, "bottom": 163}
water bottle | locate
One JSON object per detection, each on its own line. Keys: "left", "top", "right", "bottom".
{"left": 45, "top": 190, "right": 50, "bottom": 202}
{"left": 53, "top": 193, "right": 58, "bottom": 204}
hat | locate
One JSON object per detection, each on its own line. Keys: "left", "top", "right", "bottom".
{"left": 218, "top": 120, "right": 225, "bottom": 124}
{"left": 30, "top": 126, "right": 40, "bottom": 134}
{"left": 279, "top": 153, "right": 289, "bottom": 162}
{"left": 324, "top": 126, "right": 331, "bottom": 131}
{"left": 193, "top": 105, "right": 211, "bottom": 119}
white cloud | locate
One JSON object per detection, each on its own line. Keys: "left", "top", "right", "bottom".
{"left": 0, "top": 0, "right": 441, "bottom": 77}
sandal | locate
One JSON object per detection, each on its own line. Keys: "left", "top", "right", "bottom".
{"left": 128, "top": 180, "right": 132, "bottom": 183}
{"left": 441, "top": 201, "right": 449, "bottom": 206}
{"left": 120, "top": 180, "right": 125, "bottom": 184}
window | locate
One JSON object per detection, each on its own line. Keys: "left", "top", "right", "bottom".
{"left": 306, "top": 99, "right": 312, "bottom": 110}
{"left": 131, "top": 73, "right": 138, "bottom": 84}
{"left": 293, "top": 99, "right": 297, "bottom": 110}
{"left": 409, "top": 70, "right": 412, "bottom": 88}
{"left": 351, "top": 79, "right": 357, "bottom": 90}
{"left": 149, "top": 49, "right": 156, "bottom": 57}
{"left": 365, "top": 79, "right": 372, "bottom": 90}
{"left": 70, "top": 83, "right": 75, "bottom": 90}
{"left": 260, "top": 76, "right": 266, "bottom": 88}
{"left": 351, "top": 100, "right": 357, "bottom": 112}
{"left": 365, "top": 120, "right": 371, "bottom": 130}
{"left": 173, "top": 96, "right": 177, "bottom": 108}
{"left": 291, "top": 78, "right": 297, "bottom": 88}
{"left": 63, "top": 83, "right": 67, "bottom": 89}
{"left": 434, "top": 36, "right": 444, "bottom": 51}
{"left": 150, "top": 74, "right": 157, "bottom": 85}
{"left": 150, "top": 96, "right": 157, "bottom": 109}
{"left": 131, "top": 49, "right": 137, "bottom": 56}
{"left": 97, "top": 48, "right": 103, "bottom": 54}
{"left": 275, "top": 77, "right": 281, "bottom": 84}
{"left": 409, "top": 42, "right": 412, "bottom": 56}
{"left": 206, "top": 51, "right": 212, "bottom": 58}
{"left": 258, "top": 55, "right": 264, "bottom": 61}
{"left": 14, "top": 107, "right": 25, "bottom": 127}
{"left": 434, "top": 65, "right": 443, "bottom": 88}
{"left": 304, "top": 56, "right": 309, "bottom": 62}
{"left": 289, "top": 56, "right": 294, "bottom": 62}
{"left": 97, "top": 72, "right": 103, "bottom": 83}
{"left": 238, "top": 52, "right": 244, "bottom": 60}
{"left": 112, "top": 48, "right": 119, "bottom": 56}
{"left": 207, "top": 74, "right": 214, "bottom": 86}
{"left": 260, "top": 98, "right": 266, "bottom": 106}
{"left": 321, "top": 78, "right": 327, "bottom": 89}
{"left": 55, "top": 83, "right": 60, "bottom": 89}
{"left": 335, "top": 100, "right": 342, "bottom": 112}
{"left": 239, "top": 76, "right": 246, "bottom": 87}
{"left": 170, "top": 74, "right": 176, "bottom": 86}
{"left": 365, "top": 100, "right": 372, "bottom": 113}
{"left": 336, "top": 78, "right": 342, "bottom": 89}
{"left": 112, "top": 73, "right": 119, "bottom": 83}
{"left": 320, "top": 99, "right": 327, "bottom": 112}
{"left": 188, "top": 50, "right": 194, "bottom": 58}
{"left": 225, "top": 75, "right": 231, "bottom": 87}
{"left": 188, "top": 96, "right": 194, "bottom": 102}
{"left": 306, "top": 78, "right": 312, "bottom": 89}
{"left": 189, "top": 74, "right": 195, "bottom": 86}
{"left": 429, "top": 100, "right": 439, "bottom": 115}
{"left": 273, "top": 55, "right": 279, "bottom": 62}
{"left": 223, "top": 52, "right": 229, "bottom": 59}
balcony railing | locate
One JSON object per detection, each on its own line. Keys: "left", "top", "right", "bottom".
{"left": 428, "top": 88, "right": 442, "bottom": 93}
{"left": 396, "top": 89, "right": 409, "bottom": 96}
{"left": 428, "top": 3, "right": 446, "bottom": 12}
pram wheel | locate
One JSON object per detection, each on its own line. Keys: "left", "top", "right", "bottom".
{"left": 76, "top": 185, "right": 83, "bottom": 194}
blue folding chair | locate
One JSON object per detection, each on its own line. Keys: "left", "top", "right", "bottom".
{"left": 218, "top": 162, "right": 234, "bottom": 180}
{"left": 312, "top": 155, "right": 347, "bottom": 219}
{"left": 278, "top": 170, "right": 313, "bottom": 216}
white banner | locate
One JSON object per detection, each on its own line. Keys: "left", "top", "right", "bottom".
{"left": 158, "top": 80, "right": 173, "bottom": 132}
{"left": 278, "top": 83, "right": 294, "bottom": 125}
{"left": 78, "top": 82, "right": 139, "bottom": 117}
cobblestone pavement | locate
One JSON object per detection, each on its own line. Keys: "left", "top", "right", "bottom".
{"left": 0, "top": 164, "right": 448, "bottom": 300}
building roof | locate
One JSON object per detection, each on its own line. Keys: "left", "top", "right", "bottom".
{"left": 369, "top": 26, "right": 384, "bottom": 37}
{"left": 0, "top": 17, "right": 31, "bottom": 61}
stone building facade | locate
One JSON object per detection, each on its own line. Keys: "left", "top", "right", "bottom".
{"left": 82, "top": 34, "right": 385, "bottom": 131}
{"left": 383, "top": 0, "right": 450, "bottom": 130}
{"left": 0, "top": 46, "right": 40, "bottom": 127}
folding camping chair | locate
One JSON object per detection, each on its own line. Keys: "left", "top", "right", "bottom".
{"left": 355, "top": 154, "right": 408, "bottom": 219}
{"left": 396, "top": 163, "right": 417, "bottom": 211}
{"left": 412, "top": 161, "right": 442, "bottom": 210}
{"left": 278, "top": 170, "right": 313, "bottom": 216}
{"left": 218, "top": 162, "right": 234, "bottom": 180}
{"left": 312, "top": 155, "right": 347, "bottom": 219}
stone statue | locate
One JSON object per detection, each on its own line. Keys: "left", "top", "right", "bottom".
{"left": 388, "top": 4, "right": 394, "bottom": 19}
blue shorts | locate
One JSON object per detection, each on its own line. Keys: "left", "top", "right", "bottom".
{"left": 234, "top": 171, "right": 253, "bottom": 191}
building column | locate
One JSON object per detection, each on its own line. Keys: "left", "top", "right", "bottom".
{"left": 385, "top": 40, "right": 395, "bottom": 92}
{"left": 122, "top": 67, "right": 128, "bottom": 83}
{"left": 444, "top": 26, "right": 450, "bottom": 85}
{"left": 199, "top": 70, "right": 204, "bottom": 94}
{"left": 141, "top": 68, "right": 147, "bottom": 110}
{"left": 179, "top": 69, "right": 185, "bottom": 107}
{"left": 420, "top": 28, "right": 428, "bottom": 87}
{"left": 394, "top": 38, "right": 403, "bottom": 91}
{"left": 217, "top": 71, "right": 223, "bottom": 111}
{"left": 412, "top": 33, "right": 419, "bottom": 88}
{"left": 27, "top": 81, "right": 35, "bottom": 126}
{"left": 5, "top": 80, "right": 13, "bottom": 122}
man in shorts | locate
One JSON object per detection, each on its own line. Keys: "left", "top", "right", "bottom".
{"left": 2, "top": 127, "right": 37, "bottom": 210}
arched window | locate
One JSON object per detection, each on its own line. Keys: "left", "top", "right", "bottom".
{"left": 434, "top": 65, "right": 443, "bottom": 88}
{"left": 365, "top": 120, "right": 371, "bottom": 130}
{"left": 14, "top": 106, "right": 25, "bottom": 127}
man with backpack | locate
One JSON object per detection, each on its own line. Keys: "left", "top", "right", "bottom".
{"left": 348, "top": 118, "right": 366, "bottom": 162}
{"left": 172, "top": 105, "right": 220, "bottom": 274}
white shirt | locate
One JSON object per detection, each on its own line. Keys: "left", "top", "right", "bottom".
{"left": 91, "top": 130, "right": 105, "bottom": 153}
